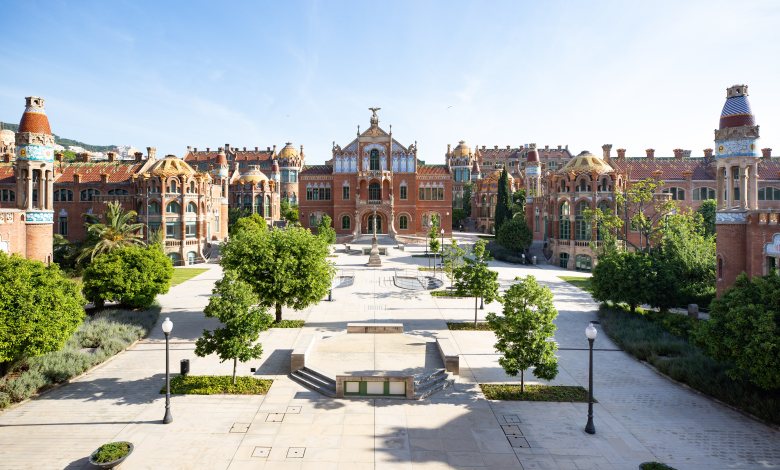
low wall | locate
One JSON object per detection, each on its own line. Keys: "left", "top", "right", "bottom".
{"left": 290, "top": 334, "right": 316, "bottom": 372}
{"left": 436, "top": 337, "right": 460, "bottom": 375}
{"left": 347, "top": 323, "right": 404, "bottom": 334}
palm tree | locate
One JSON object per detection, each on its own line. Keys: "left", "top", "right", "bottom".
{"left": 78, "top": 201, "right": 145, "bottom": 263}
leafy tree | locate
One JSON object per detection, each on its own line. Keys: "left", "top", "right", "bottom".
{"left": 487, "top": 276, "right": 558, "bottom": 392}
{"left": 494, "top": 168, "right": 512, "bottom": 233}
{"left": 591, "top": 251, "right": 652, "bottom": 313}
{"left": 53, "top": 234, "right": 78, "bottom": 271}
{"left": 317, "top": 214, "right": 337, "bottom": 244}
{"left": 462, "top": 182, "right": 473, "bottom": 217}
{"left": 496, "top": 217, "right": 532, "bottom": 253}
{"left": 78, "top": 201, "right": 144, "bottom": 263}
{"left": 0, "top": 252, "right": 85, "bottom": 374}
{"left": 624, "top": 178, "right": 677, "bottom": 251}
{"left": 510, "top": 189, "right": 526, "bottom": 218}
{"left": 82, "top": 245, "right": 173, "bottom": 309}
{"left": 452, "top": 208, "right": 467, "bottom": 230}
{"left": 232, "top": 213, "right": 268, "bottom": 235}
{"left": 583, "top": 205, "right": 624, "bottom": 255}
{"left": 228, "top": 207, "right": 252, "bottom": 234}
{"left": 696, "top": 199, "right": 717, "bottom": 237}
{"left": 195, "top": 271, "right": 273, "bottom": 384}
{"left": 695, "top": 273, "right": 780, "bottom": 390}
{"left": 428, "top": 218, "right": 441, "bottom": 254}
{"left": 442, "top": 239, "right": 466, "bottom": 289}
{"left": 221, "top": 225, "right": 335, "bottom": 322}
{"left": 280, "top": 200, "right": 299, "bottom": 224}
{"left": 454, "top": 240, "right": 500, "bottom": 326}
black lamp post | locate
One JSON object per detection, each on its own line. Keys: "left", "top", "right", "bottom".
{"left": 162, "top": 317, "right": 173, "bottom": 424}
{"left": 585, "top": 321, "right": 598, "bottom": 434}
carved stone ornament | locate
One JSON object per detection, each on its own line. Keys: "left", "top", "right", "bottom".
{"left": 715, "top": 211, "right": 747, "bottom": 224}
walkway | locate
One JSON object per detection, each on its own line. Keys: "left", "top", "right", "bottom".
{"left": 0, "top": 248, "right": 777, "bottom": 469}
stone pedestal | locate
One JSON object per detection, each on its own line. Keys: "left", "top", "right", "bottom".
{"left": 367, "top": 239, "right": 382, "bottom": 267}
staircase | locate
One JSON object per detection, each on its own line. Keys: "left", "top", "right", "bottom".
{"left": 289, "top": 367, "right": 336, "bottom": 397}
{"left": 527, "top": 240, "right": 548, "bottom": 264}
{"left": 350, "top": 234, "right": 397, "bottom": 246}
{"left": 413, "top": 369, "right": 453, "bottom": 399}
{"left": 419, "top": 276, "right": 444, "bottom": 290}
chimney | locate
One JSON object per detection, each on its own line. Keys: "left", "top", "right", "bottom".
{"left": 79, "top": 152, "right": 90, "bottom": 162}
{"left": 683, "top": 150, "right": 692, "bottom": 158}
{"left": 206, "top": 147, "right": 210, "bottom": 152}
{"left": 266, "top": 146, "right": 270, "bottom": 152}
{"left": 74, "top": 174, "right": 81, "bottom": 184}
{"left": 255, "top": 147, "right": 259, "bottom": 151}
{"left": 272, "top": 144, "right": 277, "bottom": 154}
{"left": 645, "top": 148, "right": 655, "bottom": 159}
{"left": 703, "top": 148, "right": 714, "bottom": 158}
{"left": 506, "top": 145, "right": 511, "bottom": 150}
{"left": 617, "top": 148, "right": 626, "bottom": 160}
{"left": 494, "top": 145, "right": 498, "bottom": 150}
{"left": 545, "top": 145, "right": 549, "bottom": 150}
{"left": 107, "top": 151, "right": 116, "bottom": 162}
{"left": 193, "top": 147, "right": 198, "bottom": 152}
{"left": 762, "top": 148, "right": 772, "bottom": 159}
{"left": 557, "top": 145, "right": 562, "bottom": 150}
{"left": 447, "top": 143, "right": 451, "bottom": 154}
{"left": 225, "top": 143, "right": 230, "bottom": 152}
{"left": 482, "top": 145, "right": 486, "bottom": 150}
{"left": 134, "top": 152, "right": 144, "bottom": 163}
{"left": 101, "top": 173, "right": 109, "bottom": 183}
{"left": 187, "top": 145, "right": 192, "bottom": 153}
{"left": 601, "top": 144, "right": 612, "bottom": 161}
{"left": 673, "top": 149, "right": 684, "bottom": 160}
{"left": 147, "top": 147, "right": 157, "bottom": 160}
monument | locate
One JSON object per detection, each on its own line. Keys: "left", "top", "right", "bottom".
{"left": 366, "top": 206, "right": 382, "bottom": 267}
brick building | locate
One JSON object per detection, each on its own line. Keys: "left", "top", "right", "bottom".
{"left": 298, "top": 109, "right": 452, "bottom": 239}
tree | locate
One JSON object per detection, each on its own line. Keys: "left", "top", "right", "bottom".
{"left": 590, "top": 251, "right": 652, "bottom": 313}
{"left": 696, "top": 199, "right": 717, "bottom": 237}
{"left": 82, "top": 245, "right": 173, "bottom": 309}
{"left": 221, "top": 225, "right": 335, "bottom": 322}
{"left": 53, "top": 233, "right": 78, "bottom": 271}
{"left": 428, "top": 216, "right": 441, "bottom": 254}
{"left": 454, "top": 240, "right": 500, "bottom": 326}
{"left": 77, "top": 201, "right": 144, "bottom": 263}
{"left": 496, "top": 217, "right": 532, "bottom": 253}
{"left": 494, "top": 168, "right": 512, "bottom": 233}
{"left": 0, "top": 252, "right": 85, "bottom": 374}
{"left": 195, "top": 271, "right": 273, "bottom": 384}
{"left": 442, "top": 239, "right": 466, "bottom": 289}
{"left": 317, "top": 214, "right": 337, "bottom": 244}
{"left": 695, "top": 273, "right": 780, "bottom": 390}
{"left": 228, "top": 207, "right": 252, "bottom": 234}
{"left": 510, "top": 189, "right": 526, "bottom": 218}
{"left": 280, "top": 200, "right": 299, "bottom": 224}
{"left": 487, "top": 276, "right": 558, "bottom": 392}
{"left": 462, "top": 182, "right": 473, "bottom": 217}
{"left": 232, "top": 213, "right": 268, "bottom": 235}
{"left": 583, "top": 205, "right": 624, "bottom": 255}
{"left": 624, "top": 178, "right": 677, "bottom": 251}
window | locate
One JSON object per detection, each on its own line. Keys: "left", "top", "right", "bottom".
{"left": 575, "top": 201, "right": 590, "bottom": 240}
{"left": 166, "top": 221, "right": 181, "bottom": 238}
{"left": 0, "top": 189, "right": 15, "bottom": 202}
{"left": 254, "top": 195, "right": 263, "bottom": 213}
{"left": 369, "top": 182, "right": 381, "bottom": 201}
{"left": 576, "top": 254, "right": 592, "bottom": 271}
{"left": 417, "top": 185, "right": 444, "bottom": 200}
{"left": 168, "top": 179, "right": 179, "bottom": 193}
{"left": 534, "top": 207, "right": 540, "bottom": 232}
{"left": 186, "top": 222, "right": 197, "bottom": 238}
{"left": 559, "top": 179, "right": 567, "bottom": 192}
{"left": 370, "top": 149, "right": 380, "bottom": 171}
{"left": 577, "top": 179, "right": 589, "bottom": 192}
{"left": 80, "top": 188, "right": 100, "bottom": 201}
{"left": 281, "top": 169, "right": 298, "bottom": 183}
{"left": 187, "top": 251, "right": 197, "bottom": 264}
{"left": 58, "top": 216, "right": 68, "bottom": 236}
{"left": 108, "top": 189, "right": 129, "bottom": 196}
{"left": 148, "top": 181, "right": 160, "bottom": 193}
{"left": 559, "top": 201, "right": 570, "bottom": 240}
{"left": 663, "top": 187, "right": 685, "bottom": 200}
{"left": 148, "top": 201, "right": 161, "bottom": 215}
{"left": 53, "top": 189, "right": 71, "bottom": 202}
{"left": 166, "top": 201, "right": 181, "bottom": 214}
{"left": 341, "top": 215, "right": 351, "bottom": 230}
{"left": 306, "top": 187, "right": 331, "bottom": 201}
{"left": 400, "top": 184, "right": 407, "bottom": 200}
{"left": 559, "top": 252, "right": 569, "bottom": 269}
{"left": 186, "top": 202, "right": 197, "bottom": 213}
{"left": 399, "top": 215, "right": 408, "bottom": 230}
{"left": 693, "top": 187, "right": 716, "bottom": 200}
{"left": 342, "top": 185, "right": 350, "bottom": 200}
{"left": 758, "top": 187, "right": 780, "bottom": 201}
{"left": 309, "top": 213, "right": 317, "bottom": 227}
{"left": 188, "top": 181, "right": 196, "bottom": 193}
{"left": 264, "top": 195, "right": 271, "bottom": 218}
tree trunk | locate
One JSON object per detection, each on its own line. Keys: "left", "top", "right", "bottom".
{"left": 630, "top": 303, "right": 636, "bottom": 313}
{"left": 275, "top": 303, "right": 283, "bottom": 323}
{"left": 232, "top": 357, "right": 237, "bottom": 385}
{"left": 474, "top": 296, "right": 478, "bottom": 327}
{"left": 520, "top": 370, "right": 524, "bottom": 394}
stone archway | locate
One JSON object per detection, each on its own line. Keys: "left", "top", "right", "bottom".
{"left": 361, "top": 211, "right": 387, "bottom": 234}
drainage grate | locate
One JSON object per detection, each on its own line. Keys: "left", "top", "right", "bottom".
{"left": 366, "top": 305, "right": 386, "bottom": 311}
{"left": 501, "top": 424, "right": 523, "bottom": 435}
{"left": 287, "top": 447, "right": 306, "bottom": 458}
{"left": 266, "top": 413, "right": 285, "bottom": 422}
{"left": 506, "top": 435, "right": 531, "bottom": 448}
{"left": 286, "top": 406, "right": 301, "bottom": 414}
{"left": 229, "top": 422, "right": 250, "bottom": 433}
{"left": 501, "top": 414, "right": 522, "bottom": 424}
{"left": 252, "top": 447, "right": 271, "bottom": 458}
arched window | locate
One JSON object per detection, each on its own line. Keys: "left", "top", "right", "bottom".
{"left": 422, "top": 214, "right": 429, "bottom": 228}
{"left": 559, "top": 201, "right": 570, "bottom": 240}
{"left": 693, "top": 187, "right": 716, "bottom": 200}
{"left": 663, "top": 187, "right": 685, "bottom": 200}
{"left": 265, "top": 195, "right": 271, "bottom": 218}
{"left": 80, "top": 188, "right": 100, "bottom": 201}
{"left": 577, "top": 178, "right": 589, "bottom": 192}
{"left": 369, "top": 182, "right": 381, "bottom": 201}
{"left": 148, "top": 201, "right": 161, "bottom": 215}
{"left": 370, "top": 149, "right": 380, "bottom": 171}
{"left": 399, "top": 215, "right": 408, "bottom": 230}
{"left": 188, "top": 181, "right": 196, "bottom": 193}
{"left": 575, "top": 201, "right": 590, "bottom": 240}
{"left": 400, "top": 182, "right": 408, "bottom": 200}
{"left": 186, "top": 202, "right": 197, "bottom": 213}
{"left": 168, "top": 179, "right": 179, "bottom": 193}
{"left": 559, "top": 179, "right": 567, "bottom": 192}
{"left": 166, "top": 201, "right": 181, "bottom": 214}
{"left": 559, "top": 252, "right": 569, "bottom": 269}
{"left": 309, "top": 213, "right": 317, "bottom": 227}
{"left": 597, "top": 177, "right": 610, "bottom": 192}
{"left": 342, "top": 183, "right": 350, "bottom": 200}
{"left": 758, "top": 187, "right": 780, "bottom": 201}
{"left": 148, "top": 181, "right": 160, "bottom": 194}
{"left": 53, "top": 189, "right": 72, "bottom": 202}
{"left": 341, "top": 215, "right": 351, "bottom": 230}
{"left": 254, "top": 195, "right": 263, "bottom": 213}
{"left": 187, "top": 251, "right": 197, "bottom": 265}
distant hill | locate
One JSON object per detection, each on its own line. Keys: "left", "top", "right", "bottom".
{"left": 0, "top": 121, "right": 115, "bottom": 152}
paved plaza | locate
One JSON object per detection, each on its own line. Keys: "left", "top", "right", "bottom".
{"left": 0, "top": 238, "right": 778, "bottom": 469}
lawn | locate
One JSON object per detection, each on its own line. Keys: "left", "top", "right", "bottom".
{"left": 271, "top": 319, "right": 305, "bottom": 328}
{"left": 447, "top": 322, "right": 493, "bottom": 331}
{"left": 170, "top": 268, "right": 209, "bottom": 287}
{"left": 165, "top": 375, "right": 273, "bottom": 395}
{"left": 480, "top": 384, "right": 590, "bottom": 402}
{"left": 558, "top": 275, "right": 592, "bottom": 293}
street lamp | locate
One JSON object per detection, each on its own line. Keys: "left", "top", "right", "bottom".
{"left": 585, "top": 321, "right": 598, "bottom": 434}
{"left": 162, "top": 317, "right": 173, "bottom": 424}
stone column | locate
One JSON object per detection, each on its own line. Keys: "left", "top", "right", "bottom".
{"left": 716, "top": 165, "right": 724, "bottom": 209}
{"left": 46, "top": 170, "right": 53, "bottom": 210}
{"left": 27, "top": 174, "right": 34, "bottom": 210}
{"left": 751, "top": 162, "right": 759, "bottom": 209}
{"left": 739, "top": 165, "right": 748, "bottom": 209}
{"left": 725, "top": 166, "right": 733, "bottom": 209}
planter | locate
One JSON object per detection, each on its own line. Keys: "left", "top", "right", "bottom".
{"left": 89, "top": 442, "right": 133, "bottom": 469}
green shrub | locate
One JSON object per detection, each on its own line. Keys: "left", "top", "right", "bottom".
{"left": 165, "top": 375, "right": 273, "bottom": 395}
{"left": 30, "top": 350, "right": 93, "bottom": 383}
{"left": 639, "top": 463, "right": 677, "bottom": 470}
{"left": 92, "top": 442, "right": 131, "bottom": 463}
{"left": 271, "top": 319, "right": 305, "bottom": 328}
{"left": 0, "top": 391, "right": 10, "bottom": 408}
{"left": 447, "top": 322, "right": 493, "bottom": 331}
{"left": 496, "top": 217, "right": 532, "bottom": 252}
{"left": 480, "top": 384, "right": 589, "bottom": 402}
{"left": 485, "top": 240, "right": 525, "bottom": 264}
{"left": 5, "top": 370, "right": 47, "bottom": 402}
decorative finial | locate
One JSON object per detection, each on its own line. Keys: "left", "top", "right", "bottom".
{"left": 369, "top": 107, "right": 381, "bottom": 127}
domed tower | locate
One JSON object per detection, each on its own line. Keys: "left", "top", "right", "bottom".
{"left": 715, "top": 84, "right": 760, "bottom": 211}
{"left": 215, "top": 147, "right": 230, "bottom": 237}
{"left": 277, "top": 142, "right": 303, "bottom": 204}
{"left": 447, "top": 140, "right": 474, "bottom": 210}
{"left": 15, "top": 96, "right": 55, "bottom": 263}
{"left": 525, "top": 143, "right": 541, "bottom": 197}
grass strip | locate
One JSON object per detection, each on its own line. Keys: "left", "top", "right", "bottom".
{"left": 480, "top": 384, "right": 590, "bottom": 402}
{"left": 165, "top": 375, "right": 273, "bottom": 395}
{"left": 431, "top": 291, "right": 466, "bottom": 298}
{"left": 558, "top": 275, "right": 593, "bottom": 293}
{"left": 447, "top": 322, "right": 493, "bottom": 331}
{"left": 170, "top": 268, "right": 209, "bottom": 287}
{"left": 271, "top": 319, "right": 305, "bottom": 328}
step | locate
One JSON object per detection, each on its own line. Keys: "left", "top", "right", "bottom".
{"left": 414, "top": 378, "right": 453, "bottom": 400}
{"left": 290, "top": 371, "right": 337, "bottom": 398}
{"left": 301, "top": 367, "right": 336, "bottom": 386}
{"left": 296, "top": 368, "right": 336, "bottom": 388}
{"left": 414, "top": 369, "right": 446, "bottom": 386}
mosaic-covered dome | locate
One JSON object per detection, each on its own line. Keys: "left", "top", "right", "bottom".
{"left": 719, "top": 84, "right": 755, "bottom": 130}
{"left": 558, "top": 151, "right": 612, "bottom": 175}
{"left": 148, "top": 156, "right": 197, "bottom": 177}
{"left": 18, "top": 96, "right": 52, "bottom": 135}
{"left": 452, "top": 140, "right": 471, "bottom": 158}
{"left": 278, "top": 142, "right": 299, "bottom": 160}
{"left": 239, "top": 165, "right": 269, "bottom": 185}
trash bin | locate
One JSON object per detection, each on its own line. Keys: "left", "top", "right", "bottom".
{"left": 180, "top": 359, "right": 190, "bottom": 376}
{"left": 532, "top": 256, "right": 537, "bottom": 265}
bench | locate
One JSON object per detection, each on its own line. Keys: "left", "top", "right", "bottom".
{"left": 344, "top": 244, "right": 351, "bottom": 253}
{"left": 290, "top": 334, "right": 316, "bottom": 372}
{"left": 361, "top": 247, "right": 387, "bottom": 255}
{"left": 436, "top": 337, "right": 460, "bottom": 375}
{"left": 347, "top": 322, "right": 404, "bottom": 334}
{"left": 396, "top": 243, "right": 405, "bottom": 251}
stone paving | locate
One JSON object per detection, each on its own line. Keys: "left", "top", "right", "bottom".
{"left": 0, "top": 237, "right": 778, "bottom": 469}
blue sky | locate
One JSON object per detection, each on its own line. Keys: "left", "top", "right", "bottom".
{"left": 2, "top": 0, "right": 779, "bottom": 163}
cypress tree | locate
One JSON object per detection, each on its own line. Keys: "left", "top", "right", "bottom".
{"left": 494, "top": 168, "right": 512, "bottom": 233}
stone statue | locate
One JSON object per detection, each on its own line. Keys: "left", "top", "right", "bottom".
{"left": 369, "top": 107, "right": 381, "bottom": 126}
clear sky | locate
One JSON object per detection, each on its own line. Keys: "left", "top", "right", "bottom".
{"left": 2, "top": 0, "right": 779, "bottom": 164}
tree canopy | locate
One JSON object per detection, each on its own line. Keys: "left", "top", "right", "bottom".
{"left": 317, "top": 214, "right": 337, "bottom": 244}
{"left": 496, "top": 217, "right": 532, "bottom": 253}
{"left": 696, "top": 199, "right": 717, "bottom": 238}
{"left": 454, "top": 240, "right": 500, "bottom": 326}
{"left": 78, "top": 201, "right": 144, "bottom": 263}
{"left": 493, "top": 168, "right": 512, "bottom": 233}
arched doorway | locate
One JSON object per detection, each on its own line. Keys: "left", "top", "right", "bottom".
{"left": 361, "top": 211, "right": 386, "bottom": 234}
{"left": 368, "top": 214, "right": 382, "bottom": 233}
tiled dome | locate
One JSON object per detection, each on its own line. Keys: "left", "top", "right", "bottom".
{"left": 558, "top": 151, "right": 613, "bottom": 175}
{"left": 278, "top": 142, "right": 299, "bottom": 159}
{"left": 148, "top": 156, "right": 196, "bottom": 177}
{"left": 18, "top": 96, "right": 52, "bottom": 135}
{"left": 239, "top": 165, "right": 269, "bottom": 185}
{"left": 719, "top": 84, "right": 755, "bottom": 129}
{"left": 452, "top": 140, "right": 471, "bottom": 158}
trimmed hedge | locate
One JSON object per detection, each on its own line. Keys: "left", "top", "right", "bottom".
{"left": 480, "top": 384, "right": 590, "bottom": 402}
{"left": 164, "top": 375, "right": 273, "bottom": 395}
{"left": 447, "top": 322, "right": 493, "bottom": 331}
